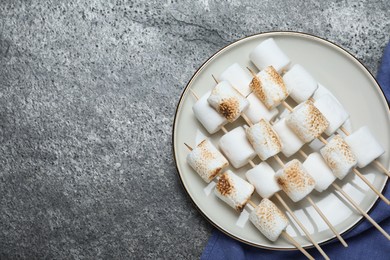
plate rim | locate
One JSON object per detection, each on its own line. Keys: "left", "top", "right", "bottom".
{"left": 172, "top": 30, "right": 390, "bottom": 250}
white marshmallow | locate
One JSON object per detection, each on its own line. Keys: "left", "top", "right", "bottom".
{"left": 285, "top": 100, "right": 329, "bottom": 143}
{"left": 250, "top": 198, "right": 288, "bottom": 242}
{"left": 273, "top": 117, "right": 304, "bottom": 157}
{"left": 283, "top": 64, "right": 318, "bottom": 103}
{"left": 186, "top": 139, "right": 229, "bottom": 183}
{"left": 245, "top": 162, "right": 281, "bottom": 198}
{"left": 345, "top": 126, "right": 385, "bottom": 168}
{"left": 219, "top": 126, "right": 256, "bottom": 168}
{"left": 249, "top": 66, "right": 289, "bottom": 110}
{"left": 303, "top": 152, "right": 336, "bottom": 192}
{"left": 314, "top": 94, "right": 349, "bottom": 136}
{"left": 208, "top": 81, "right": 249, "bottom": 122}
{"left": 275, "top": 159, "right": 316, "bottom": 202}
{"left": 215, "top": 170, "right": 254, "bottom": 212}
{"left": 249, "top": 38, "right": 291, "bottom": 73}
{"left": 219, "top": 63, "right": 252, "bottom": 96}
{"left": 245, "top": 119, "right": 282, "bottom": 160}
{"left": 320, "top": 135, "right": 358, "bottom": 179}
{"left": 192, "top": 91, "right": 228, "bottom": 134}
{"left": 312, "top": 83, "right": 332, "bottom": 100}
{"left": 245, "top": 93, "right": 279, "bottom": 124}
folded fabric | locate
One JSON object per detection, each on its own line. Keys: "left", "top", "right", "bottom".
{"left": 201, "top": 41, "right": 390, "bottom": 260}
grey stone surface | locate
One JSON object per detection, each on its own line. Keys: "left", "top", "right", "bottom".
{"left": 0, "top": 0, "right": 388, "bottom": 259}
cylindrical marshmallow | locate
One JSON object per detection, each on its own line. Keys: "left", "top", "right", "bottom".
{"left": 186, "top": 139, "right": 229, "bottom": 183}
{"left": 245, "top": 93, "right": 279, "bottom": 124}
{"left": 219, "top": 63, "right": 252, "bottom": 97}
{"left": 219, "top": 126, "right": 256, "bottom": 168}
{"left": 245, "top": 119, "right": 282, "bottom": 160}
{"left": 275, "top": 159, "right": 316, "bottom": 202}
{"left": 273, "top": 117, "right": 304, "bottom": 157}
{"left": 192, "top": 90, "right": 228, "bottom": 134}
{"left": 285, "top": 100, "right": 329, "bottom": 143}
{"left": 345, "top": 126, "right": 385, "bottom": 168}
{"left": 250, "top": 66, "right": 289, "bottom": 110}
{"left": 245, "top": 162, "right": 281, "bottom": 198}
{"left": 282, "top": 64, "right": 318, "bottom": 103}
{"left": 320, "top": 135, "right": 358, "bottom": 179}
{"left": 215, "top": 170, "right": 255, "bottom": 212}
{"left": 208, "top": 81, "right": 249, "bottom": 122}
{"left": 249, "top": 38, "right": 291, "bottom": 73}
{"left": 313, "top": 93, "right": 349, "bottom": 136}
{"left": 303, "top": 152, "right": 336, "bottom": 192}
{"left": 249, "top": 198, "right": 289, "bottom": 242}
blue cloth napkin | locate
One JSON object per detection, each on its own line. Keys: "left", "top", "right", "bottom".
{"left": 201, "top": 41, "right": 390, "bottom": 260}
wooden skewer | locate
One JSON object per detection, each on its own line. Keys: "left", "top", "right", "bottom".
{"left": 273, "top": 154, "right": 348, "bottom": 247}
{"left": 333, "top": 183, "right": 390, "bottom": 240}
{"left": 297, "top": 149, "right": 390, "bottom": 240}
{"left": 247, "top": 200, "right": 314, "bottom": 259}
{"left": 275, "top": 193, "right": 330, "bottom": 260}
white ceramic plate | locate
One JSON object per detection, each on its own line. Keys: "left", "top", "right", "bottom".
{"left": 173, "top": 32, "right": 390, "bottom": 249}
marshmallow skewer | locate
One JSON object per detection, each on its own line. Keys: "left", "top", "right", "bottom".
{"left": 188, "top": 90, "right": 326, "bottom": 258}
{"left": 282, "top": 100, "right": 390, "bottom": 205}
{"left": 184, "top": 143, "right": 315, "bottom": 259}
{"left": 299, "top": 150, "right": 390, "bottom": 240}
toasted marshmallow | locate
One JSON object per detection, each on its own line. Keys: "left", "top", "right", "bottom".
{"left": 303, "top": 152, "right": 336, "bottom": 192}
{"left": 314, "top": 94, "right": 349, "bottom": 136}
{"left": 249, "top": 66, "right": 289, "bottom": 110}
{"left": 219, "top": 63, "right": 252, "bottom": 96}
{"left": 215, "top": 170, "right": 254, "bottom": 212}
{"left": 283, "top": 64, "right": 318, "bottom": 103}
{"left": 320, "top": 135, "right": 358, "bottom": 179}
{"left": 245, "top": 93, "right": 279, "bottom": 124}
{"left": 249, "top": 38, "right": 291, "bottom": 73}
{"left": 275, "top": 159, "right": 316, "bottom": 202}
{"left": 219, "top": 126, "right": 256, "bottom": 168}
{"left": 285, "top": 100, "right": 329, "bottom": 143}
{"left": 208, "top": 81, "right": 249, "bottom": 122}
{"left": 250, "top": 198, "right": 289, "bottom": 241}
{"left": 245, "top": 162, "right": 281, "bottom": 198}
{"left": 245, "top": 119, "right": 282, "bottom": 160}
{"left": 192, "top": 90, "right": 228, "bottom": 134}
{"left": 186, "top": 139, "right": 229, "bottom": 183}
{"left": 273, "top": 117, "right": 304, "bottom": 157}
{"left": 345, "top": 126, "right": 385, "bottom": 168}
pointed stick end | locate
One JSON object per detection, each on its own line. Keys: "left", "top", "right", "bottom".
{"left": 184, "top": 143, "right": 193, "bottom": 151}
{"left": 211, "top": 74, "right": 219, "bottom": 84}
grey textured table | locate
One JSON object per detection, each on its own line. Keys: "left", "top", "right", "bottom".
{"left": 0, "top": 1, "right": 389, "bottom": 259}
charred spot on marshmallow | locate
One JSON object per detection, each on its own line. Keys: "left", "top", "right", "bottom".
{"left": 266, "top": 66, "right": 288, "bottom": 97}
{"left": 216, "top": 172, "right": 234, "bottom": 196}
{"left": 250, "top": 76, "right": 264, "bottom": 101}
{"left": 276, "top": 160, "right": 315, "bottom": 192}
{"left": 218, "top": 97, "right": 240, "bottom": 122}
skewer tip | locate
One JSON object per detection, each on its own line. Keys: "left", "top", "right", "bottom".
{"left": 184, "top": 143, "right": 193, "bottom": 151}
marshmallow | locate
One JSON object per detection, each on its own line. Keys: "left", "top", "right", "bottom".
{"left": 245, "top": 162, "right": 281, "bottom": 198}
{"left": 208, "top": 81, "right": 249, "bottom": 122}
{"left": 192, "top": 90, "right": 228, "bottom": 134}
{"left": 245, "top": 119, "right": 282, "bottom": 160}
{"left": 314, "top": 94, "right": 349, "bottom": 136}
{"left": 219, "top": 63, "right": 252, "bottom": 96}
{"left": 249, "top": 38, "right": 291, "bottom": 73}
{"left": 219, "top": 126, "right": 256, "bottom": 168}
{"left": 285, "top": 100, "right": 329, "bottom": 143}
{"left": 215, "top": 170, "right": 255, "bottom": 212}
{"left": 275, "top": 159, "right": 316, "bottom": 202}
{"left": 249, "top": 66, "right": 289, "bottom": 110}
{"left": 273, "top": 117, "right": 304, "bottom": 157}
{"left": 186, "top": 139, "right": 229, "bottom": 183}
{"left": 303, "top": 152, "right": 336, "bottom": 192}
{"left": 320, "top": 135, "right": 358, "bottom": 179}
{"left": 345, "top": 126, "right": 385, "bottom": 168}
{"left": 250, "top": 198, "right": 289, "bottom": 242}
{"left": 282, "top": 64, "right": 318, "bottom": 103}
{"left": 245, "top": 93, "right": 279, "bottom": 124}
